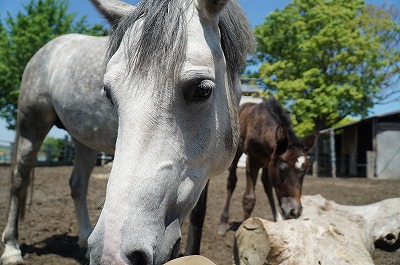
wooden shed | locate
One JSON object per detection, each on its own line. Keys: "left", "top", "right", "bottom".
{"left": 314, "top": 110, "right": 400, "bottom": 178}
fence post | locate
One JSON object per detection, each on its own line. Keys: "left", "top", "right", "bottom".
{"left": 63, "top": 135, "right": 69, "bottom": 163}
{"left": 45, "top": 144, "right": 52, "bottom": 164}
{"left": 312, "top": 138, "right": 319, "bottom": 177}
{"left": 330, "top": 129, "right": 336, "bottom": 178}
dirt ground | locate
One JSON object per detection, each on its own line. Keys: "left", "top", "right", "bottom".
{"left": 1, "top": 165, "right": 400, "bottom": 265}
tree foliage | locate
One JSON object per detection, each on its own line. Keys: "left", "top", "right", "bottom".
{"left": 255, "top": 0, "right": 400, "bottom": 134}
{"left": 0, "top": 0, "right": 108, "bottom": 129}
{"left": 41, "top": 135, "right": 74, "bottom": 162}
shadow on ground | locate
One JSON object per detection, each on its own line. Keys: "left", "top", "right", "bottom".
{"left": 21, "top": 234, "right": 89, "bottom": 265}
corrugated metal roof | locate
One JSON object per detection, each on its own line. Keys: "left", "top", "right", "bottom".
{"left": 321, "top": 109, "right": 400, "bottom": 132}
{"left": 240, "top": 84, "right": 262, "bottom": 93}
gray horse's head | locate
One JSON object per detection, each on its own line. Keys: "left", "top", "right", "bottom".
{"left": 88, "top": 0, "right": 254, "bottom": 264}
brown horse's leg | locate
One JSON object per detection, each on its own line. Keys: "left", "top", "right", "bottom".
{"left": 184, "top": 181, "right": 209, "bottom": 255}
{"left": 261, "top": 168, "right": 278, "bottom": 221}
{"left": 242, "top": 156, "right": 261, "bottom": 221}
{"left": 218, "top": 149, "right": 242, "bottom": 235}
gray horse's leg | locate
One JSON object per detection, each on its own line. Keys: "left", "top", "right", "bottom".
{"left": 218, "top": 149, "right": 242, "bottom": 236}
{"left": 184, "top": 181, "right": 209, "bottom": 255}
{"left": 69, "top": 140, "right": 98, "bottom": 249}
{"left": 2, "top": 117, "right": 54, "bottom": 264}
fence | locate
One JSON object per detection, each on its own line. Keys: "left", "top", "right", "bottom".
{"left": 0, "top": 137, "right": 113, "bottom": 166}
{"left": 0, "top": 140, "right": 13, "bottom": 164}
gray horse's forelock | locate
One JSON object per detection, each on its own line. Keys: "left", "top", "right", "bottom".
{"left": 107, "top": 0, "right": 254, "bottom": 87}
{"left": 107, "top": 0, "right": 187, "bottom": 85}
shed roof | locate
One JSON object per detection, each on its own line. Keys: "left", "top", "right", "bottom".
{"left": 241, "top": 83, "right": 262, "bottom": 93}
{"left": 321, "top": 109, "right": 400, "bottom": 133}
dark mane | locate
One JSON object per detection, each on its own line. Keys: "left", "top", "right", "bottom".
{"left": 106, "top": 0, "right": 254, "bottom": 86}
{"left": 219, "top": 1, "right": 255, "bottom": 86}
{"left": 263, "top": 97, "right": 292, "bottom": 130}
{"left": 263, "top": 97, "right": 305, "bottom": 147}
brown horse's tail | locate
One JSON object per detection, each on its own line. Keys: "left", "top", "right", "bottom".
{"left": 6, "top": 128, "right": 35, "bottom": 221}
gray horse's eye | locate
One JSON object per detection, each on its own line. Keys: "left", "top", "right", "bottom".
{"left": 183, "top": 79, "right": 214, "bottom": 103}
{"left": 193, "top": 80, "right": 213, "bottom": 99}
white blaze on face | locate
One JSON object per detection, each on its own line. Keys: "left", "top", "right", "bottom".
{"left": 295, "top": 155, "right": 306, "bottom": 170}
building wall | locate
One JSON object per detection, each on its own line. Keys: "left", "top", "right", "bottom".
{"left": 320, "top": 111, "right": 400, "bottom": 178}
{"left": 376, "top": 130, "right": 400, "bottom": 178}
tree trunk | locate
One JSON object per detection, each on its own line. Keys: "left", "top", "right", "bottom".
{"left": 234, "top": 195, "right": 400, "bottom": 265}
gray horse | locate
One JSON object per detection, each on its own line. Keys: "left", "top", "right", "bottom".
{"left": 1, "top": 0, "right": 254, "bottom": 264}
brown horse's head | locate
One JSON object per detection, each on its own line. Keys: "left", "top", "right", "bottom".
{"left": 269, "top": 126, "right": 318, "bottom": 219}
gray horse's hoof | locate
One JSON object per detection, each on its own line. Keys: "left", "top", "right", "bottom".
{"left": 0, "top": 254, "right": 25, "bottom": 265}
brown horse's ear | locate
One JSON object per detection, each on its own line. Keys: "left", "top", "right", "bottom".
{"left": 302, "top": 131, "right": 320, "bottom": 152}
{"left": 274, "top": 125, "right": 289, "bottom": 156}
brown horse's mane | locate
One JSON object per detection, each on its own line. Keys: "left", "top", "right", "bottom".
{"left": 262, "top": 97, "right": 306, "bottom": 149}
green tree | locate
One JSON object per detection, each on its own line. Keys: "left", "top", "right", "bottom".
{"left": 0, "top": 0, "right": 108, "bottom": 129}
{"left": 41, "top": 136, "right": 69, "bottom": 162}
{"left": 255, "top": 0, "right": 400, "bottom": 134}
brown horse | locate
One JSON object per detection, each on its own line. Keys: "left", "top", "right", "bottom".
{"left": 218, "top": 97, "right": 318, "bottom": 235}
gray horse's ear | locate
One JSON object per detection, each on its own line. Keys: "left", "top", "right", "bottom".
{"left": 197, "top": 0, "right": 230, "bottom": 18}
{"left": 90, "top": 0, "right": 135, "bottom": 26}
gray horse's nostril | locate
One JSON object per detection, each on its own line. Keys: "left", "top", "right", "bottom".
{"left": 126, "top": 251, "right": 147, "bottom": 265}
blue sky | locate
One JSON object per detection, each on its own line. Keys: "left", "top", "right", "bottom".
{"left": 0, "top": 0, "right": 399, "bottom": 142}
